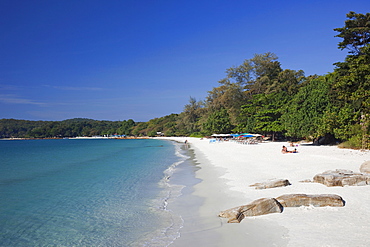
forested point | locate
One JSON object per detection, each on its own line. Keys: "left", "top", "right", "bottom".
{"left": 2, "top": 12, "right": 370, "bottom": 149}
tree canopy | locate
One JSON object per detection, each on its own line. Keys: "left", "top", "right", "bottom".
{"left": 334, "top": 11, "right": 370, "bottom": 55}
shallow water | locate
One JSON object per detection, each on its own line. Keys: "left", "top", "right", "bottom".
{"left": 0, "top": 139, "right": 192, "bottom": 246}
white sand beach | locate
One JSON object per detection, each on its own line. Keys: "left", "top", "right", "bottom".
{"left": 161, "top": 137, "right": 370, "bottom": 247}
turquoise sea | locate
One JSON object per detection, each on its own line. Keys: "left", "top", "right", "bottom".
{"left": 0, "top": 139, "right": 192, "bottom": 246}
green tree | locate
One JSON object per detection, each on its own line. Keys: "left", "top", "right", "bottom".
{"left": 202, "top": 108, "right": 232, "bottom": 135}
{"left": 324, "top": 44, "right": 370, "bottom": 146}
{"left": 282, "top": 76, "right": 331, "bottom": 139}
{"left": 254, "top": 93, "right": 287, "bottom": 136}
{"left": 334, "top": 11, "right": 370, "bottom": 55}
{"left": 248, "top": 52, "right": 282, "bottom": 95}
{"left": 224, "top": 52, "right": 282, "bottom": 97}
{"left": 132, "top": 122, "right": 148, "bottom": 136}
{"left": 327, "top": 12, "right": 370, "bottom": 147}
{"left": 117, "top": 119, "right": 135, "bottom": 135}
{"left": 179, "top": 97, "right": 204, "bottom": 134}
{"left": 204, "top": 52, "right": 283, "bottom": 128}
{"left": 266, "top": 69, "right": 305, "bottom": 95}
{"left": 205, "top": 82, "right": 247, "bottom": 124}
{"left": 236, "top": 92, "right": 288, "bottom": 140}
{"left": 331, "top": 45, "right": 370, "bottom": 112}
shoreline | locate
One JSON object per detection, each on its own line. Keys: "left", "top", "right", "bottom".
{"left": 0, "top": 136, "right": 151, "bottom": 140}
{"left": 158, "top": 137, "right": 370, "bottom": 246}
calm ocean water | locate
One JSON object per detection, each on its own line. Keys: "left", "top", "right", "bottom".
{"left": 0, "top": 139, "right": 190, "bottom": 246}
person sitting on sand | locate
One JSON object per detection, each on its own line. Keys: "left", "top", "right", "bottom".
{"left": 282, "top": 146, "right": 289, "bottom": 154}
{"left": 282, "top": 146, "right": 298, "bottom": 154}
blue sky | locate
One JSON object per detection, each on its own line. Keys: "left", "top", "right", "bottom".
{"left": 1, "top": 0, "right": 369, "bottom": 122}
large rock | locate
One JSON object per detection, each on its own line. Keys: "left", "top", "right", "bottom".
{"left": 360, "top": 161, "right": 370, "bottom": 174}
{"left": 313, "top": 169, "right": 370, "bottom": 186}
{"left": 276, "top": 194, "right": 345, "bottom": 207}
{"left": 218, "top": 198, "right": 283, "bottom": 223}
{"left": 249, "top": 179, "right": 291, "bottom": 190}
{"left": 313, "top": 134, "right": 337, "bottom": 145}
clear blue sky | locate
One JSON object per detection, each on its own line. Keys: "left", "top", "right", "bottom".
{"left": 1, "top": 0, "right": 369, "bottom": 122}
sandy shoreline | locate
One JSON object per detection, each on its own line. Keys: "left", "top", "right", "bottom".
{"left": 158, "top": 137, "right": 370, "bottom": 247}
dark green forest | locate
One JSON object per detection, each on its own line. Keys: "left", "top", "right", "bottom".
{"left": 2, "top": 12, "right": 370, "bottom": 148}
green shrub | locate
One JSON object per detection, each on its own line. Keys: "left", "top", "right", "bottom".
{"left": 338, "top": 135, "right": 362, "bottom": 149}
{"left": 189, "top": 132, "right": 204, "bottom": 138}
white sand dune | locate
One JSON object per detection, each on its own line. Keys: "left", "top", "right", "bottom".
{"left": 160, "top": 137, "right": 370, "bottom": 247}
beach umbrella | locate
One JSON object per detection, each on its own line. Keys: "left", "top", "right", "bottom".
{"left": 240, "top": 134, "right": 254, "bottom": 138}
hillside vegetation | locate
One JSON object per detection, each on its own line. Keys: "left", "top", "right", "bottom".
{"left": 2, "top": 12, "right": 370, "bottom": 149}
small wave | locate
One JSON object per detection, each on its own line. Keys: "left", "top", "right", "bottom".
{"left": 134, "top": 141, "right": 190, "bottom": 246}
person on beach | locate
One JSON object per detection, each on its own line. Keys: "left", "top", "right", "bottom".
{"left": 282, "top": 146, "right": 288, "bottom": 153}
{"left": 282, "top": 146, "right": 298, "bottom": 154}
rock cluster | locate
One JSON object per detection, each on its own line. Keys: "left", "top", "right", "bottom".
{"left": 219, "top": 194, "right": 345, "bottom": 223}
{"left": 313, "top": 169, "right": 370, "bottom": 187}
{"left": 249, "top": 179, "right": 291, "bottom": 190}
{"left": 220, "top": 161, "right": 369, "bottom": 223}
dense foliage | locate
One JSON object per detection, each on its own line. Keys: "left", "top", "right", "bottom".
{"left": 2, "top": 12, "right": 370, "bottom": 148}
{"left": 0, "top": 118, "right": 124, "bottom": 138}
{"left": 334, "top": 11, "right": 370, "bottom": 55}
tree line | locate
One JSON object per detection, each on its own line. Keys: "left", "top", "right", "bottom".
{"left": 1, "top": 12, "right": 370, "bottom": 148}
